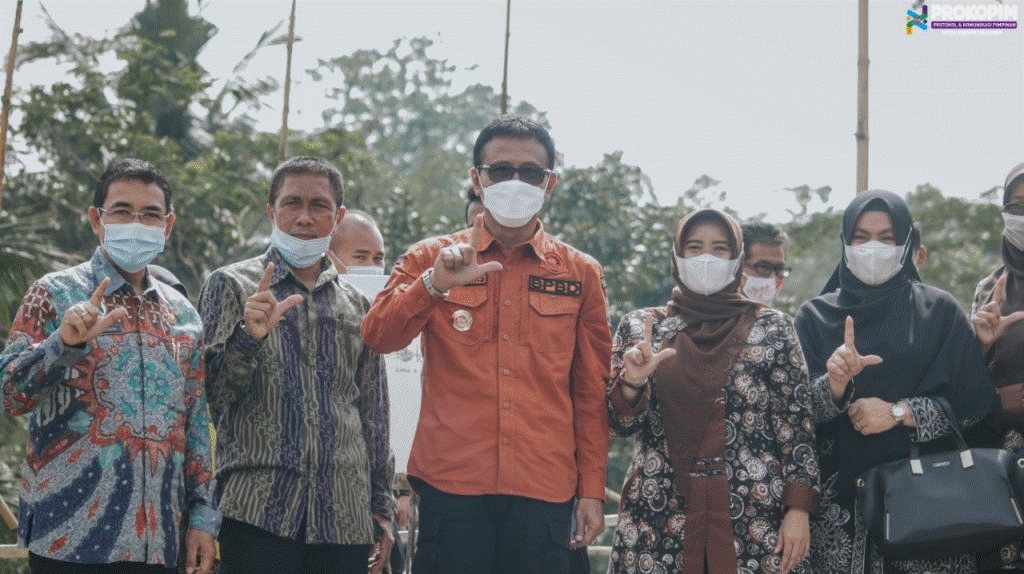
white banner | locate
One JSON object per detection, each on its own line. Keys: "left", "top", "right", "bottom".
{"left": 344, "top": 274, "right": 422, "bottom": 474}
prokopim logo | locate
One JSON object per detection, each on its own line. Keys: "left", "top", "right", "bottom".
{"left": 907, "top": 4, "right": 929, "bottom": 34}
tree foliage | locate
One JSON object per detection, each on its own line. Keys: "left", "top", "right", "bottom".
{"left": 0, "top": 3, "right": 1013, "bottom": 572}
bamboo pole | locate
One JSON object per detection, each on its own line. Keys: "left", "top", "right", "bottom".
{"left": 855, "top": 0, "right": 868, "bottom": 194}
{"left": 0, "top": 498, "right": 15, "bottom": 532}
{"left": 500, "top": 0, "right": 511, "bottom": 114}
{"left": 0, "top": 0, "right": 25, "bottom": 209}
{"left": 278, "top": 0, "right": 297, "bottom": 164}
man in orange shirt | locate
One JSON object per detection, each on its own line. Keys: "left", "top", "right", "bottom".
{"left": 362, "top": 116, "right": 611, "bottom": 573}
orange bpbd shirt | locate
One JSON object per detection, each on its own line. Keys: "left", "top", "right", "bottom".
{"left": 361, "top": 222, "right": 611, "bottom": 503}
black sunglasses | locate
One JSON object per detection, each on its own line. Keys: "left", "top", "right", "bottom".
{"left": 477, "top": 163, "right": 553, "bottom": 187}
{"left": 747, "top": 261, "right": 791, "bottom": 278}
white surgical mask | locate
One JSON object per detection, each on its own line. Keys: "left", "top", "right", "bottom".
{"left": 102, "top": 222, "right": 166, "bottom": 273}
{"left": 1003, "top": 212, "right": 1024, "bottom": 251}
{"left": 675, "top": 252, "right": 742, "bottom": 296}
{"left": 271, "top": 225, "right": 331, "bottom": 269}
{"left": 844, "top": 240, "right": 906, "bottom": 286}
{"left": 742, "top": 273, "right": 781, "bottom": 306}
{"left": 481, "top": 180, "right": 546, "bottom": 228}
{"left": 345, "top": 265, "right": 384, "bottom": 275}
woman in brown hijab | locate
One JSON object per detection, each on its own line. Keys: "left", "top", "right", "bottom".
{"left": 971, "top": 163, "right": 1024, "bottom": 573}
{"left": 607, "top": 209, "right": 819, "bottom": 574}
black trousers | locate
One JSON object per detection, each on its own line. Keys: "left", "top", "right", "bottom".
{"left": 218, "top": 517, "right": 372, "bottom": 574}
{"left": 411, "top": 479, "right": 573, "bottom": 574}
{"left": 29, "top": 554, "right": 175, "bottom": 574}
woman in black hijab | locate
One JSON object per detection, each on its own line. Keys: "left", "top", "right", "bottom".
{"left": 794, "top": 190, "right": 999, "bottom": 574}
{"left": 970, "top": 164, "right": 1024, "bottom": 573}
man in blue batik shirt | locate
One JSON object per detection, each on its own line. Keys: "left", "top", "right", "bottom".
{"left": 0, "top": 158, "right": 219, "bottom": 574}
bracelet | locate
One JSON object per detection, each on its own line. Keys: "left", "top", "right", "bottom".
{"left": 422, "top": 267, "right": 448, "bottom": 298}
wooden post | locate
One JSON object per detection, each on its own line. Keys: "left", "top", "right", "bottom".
{"left": 278, "top": 0, "right": 297, "bottom": 164}
{"left": 500, "top": 0, "right": 511, "bottom": 114}
{"left": 0, "top": 0, "right": 25, "bottom": 209}
{"left": 855, "top": 0, "right": 869, "bottom": 194}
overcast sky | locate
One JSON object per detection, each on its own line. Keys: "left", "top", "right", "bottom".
{"left": 13, "top": 0, "right": 1024, "bottom": 221}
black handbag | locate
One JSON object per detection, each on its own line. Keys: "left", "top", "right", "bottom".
{"left": 856, "top": 398, "right": 1024, "bottom": 559}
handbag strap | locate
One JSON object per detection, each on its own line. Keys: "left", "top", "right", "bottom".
{"left": 909, "top": 396, "right": 973, "bottom": 473}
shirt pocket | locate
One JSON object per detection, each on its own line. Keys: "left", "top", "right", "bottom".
{"left": 439, "top": 286, "right": 489, "bottom": 346}
{"left": 524, "top": 291, "right": 580, "bottom": 352}
{"left": 334, "top": 317, "right": 365, "bottom": 395}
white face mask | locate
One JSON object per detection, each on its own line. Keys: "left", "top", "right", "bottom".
{"left": 345, "top": 265, "right": 384, "bottom": 275}
{"left": 844, "top": 240, "right": 906, "bottom": 286}
{"left": 675, "top": 252, "right": 742, "bottom": 296}
{"left": 271, "top": 225, "right": 332, "bottom": 269}
{"left": 1003, "top": 212, "right": 1024, "bottom": 251}
{"left": 481, "top": 179, "right": 546, "bottom": 228}
{"left": 101, "top": 222, "right": 166, "bottom": 273}
{"left": 742, "top": 273, "right": 781, "bottom": 306}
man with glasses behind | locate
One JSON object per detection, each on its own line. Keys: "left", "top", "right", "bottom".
{"left": 740, "top": 222, "right": 791, "bottom": 307}
{"left": 0, "top": 158, "right": 219, "bottom": 574}
{"left": 362, "top": 116, "right": 612, "bottom": 574}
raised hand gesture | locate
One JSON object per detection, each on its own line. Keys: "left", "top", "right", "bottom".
{"left": 243, "top": 263, "right": 305, "bottom": 340}
{"left": 59, "top": 277, "right": 127, "bottom": 347}
{"left": 972, "top": 273, "right": 1024, "bottom": 348}
{"left": 620, "top": 312, "right": 677, "bottom": 388}
{"left": 826, "top": 316, "right": 883, "bottom": 400}
{"left": 430, "top": 215, "right": 504, "bottom": 293}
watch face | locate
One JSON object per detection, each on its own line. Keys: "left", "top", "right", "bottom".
{"left": 892, "top": 405, "right": 906, "bottom": 418}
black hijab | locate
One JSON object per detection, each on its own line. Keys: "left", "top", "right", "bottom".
{"left": 984, "top": 164, "right": 1024, "bottom": 391}
{"left": 795, "top": 190, "right": 998, "bottom": 497}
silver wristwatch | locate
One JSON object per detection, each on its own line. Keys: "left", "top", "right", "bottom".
{"left": 422, "top": 267, "right": 448, "bottom": 298}
{"left": 890, "top": 402, "right": 907, "bottom": 426}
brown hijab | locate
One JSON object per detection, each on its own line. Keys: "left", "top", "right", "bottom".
{"left": 654, "top": 209, "right": 763, "bottom": 495}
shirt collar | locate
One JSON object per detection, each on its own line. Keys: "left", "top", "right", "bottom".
{"left": 90, "top": 247, "right": 159, "bottom": 299}
{"left": 474, "top": 220, "right": 551, "bottom": 261}
{"left": 265, "top": 247, "right": 338, "bottom": 290}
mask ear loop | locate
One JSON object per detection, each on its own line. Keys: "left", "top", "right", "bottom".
{"left": 896, "top": 227, "right": 914, "bottom": 267}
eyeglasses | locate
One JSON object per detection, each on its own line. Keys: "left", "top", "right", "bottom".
{"left": 747, "top": 261, "right": 791, "bottom": 278}
{"left": 99, "top": 207, "right": 170, "bottom": 227}
{"left": 477, "top": 163, "right": 553, "bottom": 187}
{"left": 1005, "top": 203, "right": 1024, "bottom": 216}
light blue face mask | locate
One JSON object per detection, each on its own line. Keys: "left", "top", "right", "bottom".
{"left": 271, "top": 225, "right": 331, "bottom": 269}
{"left": 345, "top": 265, "right": 384, "bottom": 275}
{"left": 102, "top": 222, "right": 166, "bottom": 273}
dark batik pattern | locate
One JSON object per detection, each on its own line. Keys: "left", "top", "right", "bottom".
{"left": 808, "top": 375, "right": 977, "bottom": 574}
{"left": 198, "top": 248, "right": 392, "bottom": 545}
{"left": 971, "top": 268, "right": 1024, "bottom": 571}
{"left": 607, "top": 307, "right": 819, "bottom": 574}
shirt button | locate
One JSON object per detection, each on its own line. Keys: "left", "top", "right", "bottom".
{"left": 503, "top": 437, "right": 510, "bottom": 445}
{"left": 502, "top": 369, "right": 510, "bottom": 376}
{"left": 502, "top": 334, "right": 510, "bottom": 341}
{"left": 504, "top": 300, "right": 511, "bottom": 306}
{"left": 503, "top": 402, "right": 510, "bottom": 409}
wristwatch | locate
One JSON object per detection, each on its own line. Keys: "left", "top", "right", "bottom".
{"left": 422, "top": 267, "right": 448, "bottom": 298}
{"left": 890, "top": 402, "right": 907, "bottom": 426}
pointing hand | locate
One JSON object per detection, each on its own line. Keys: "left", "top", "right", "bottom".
{"left": 826, "top": 316, "right": 882, "bottom": 400}
{"left": 243, "top": 263, "right": 304, "bottom": 340}
{"left": 59, "top": 277, "right": 127, "bottom": 347}
{"left": 430, "top": 214, "right": 503, "bottom": 293}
